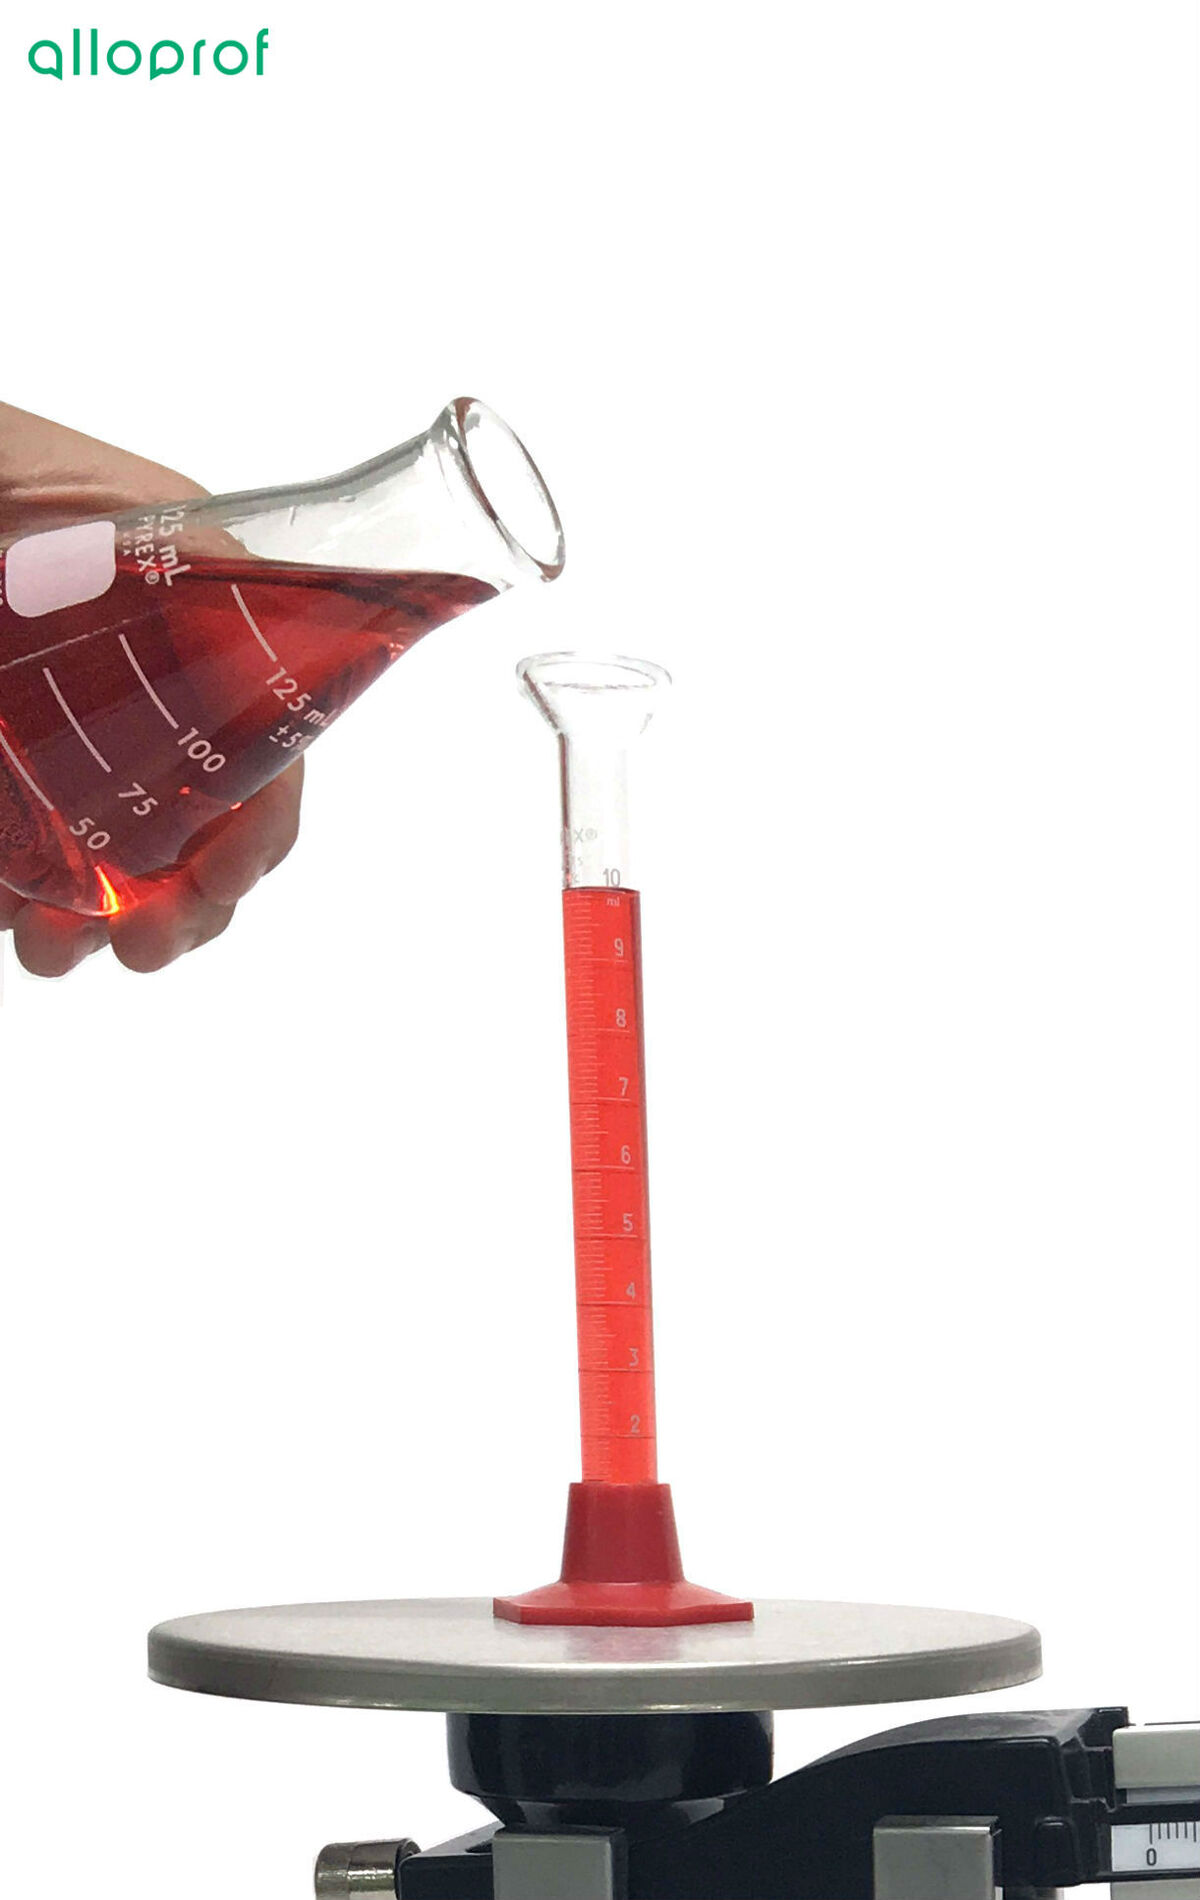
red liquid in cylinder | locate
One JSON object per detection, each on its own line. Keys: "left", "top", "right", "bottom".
{"left": 564, "top": 886, "right": 658, "bottom": 1485}
{"left": 0, "top": 553, "right": 495, "bottom": 914}
{"left": 495, "top": 885, "right": 752, "bottom": 1623}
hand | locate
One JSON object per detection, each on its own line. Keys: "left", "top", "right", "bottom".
{"left": 0, "top": 403, "right": 303, "bottom": 975}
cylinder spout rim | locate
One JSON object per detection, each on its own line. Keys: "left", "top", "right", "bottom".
{"left": 517, "top": 652, "right": 672, "bottom": 736}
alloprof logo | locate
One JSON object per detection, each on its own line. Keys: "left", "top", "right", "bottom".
{"left": 29, "top": 27, "right": 269, "bottom": 78}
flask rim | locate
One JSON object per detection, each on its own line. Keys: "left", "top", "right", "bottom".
{"left": 445, "top": 397, "right": 566, "bottom": 584}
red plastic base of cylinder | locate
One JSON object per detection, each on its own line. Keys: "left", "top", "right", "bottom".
{"left": 494, "top": 1576, "right": 754, "bottom": 1627}
{"left": 494, "top": 1482, "right": 754, "bottom": 1628}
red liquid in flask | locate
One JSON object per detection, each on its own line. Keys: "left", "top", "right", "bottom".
{"left": 0, "top": 553, "right": 495, "bottom": 914}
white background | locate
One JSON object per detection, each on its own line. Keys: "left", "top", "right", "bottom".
{"left": 0, "top": 4, "right": 1196, "bottom": 1895}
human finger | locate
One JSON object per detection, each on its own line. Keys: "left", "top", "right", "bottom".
{"left": 0, "top": 885, "right": 26, "bottom": 929}
{"left": 107, "top": 875, "right": 236, "bottom": 974}
{"left": 184, "top": 760, "right": 304, "bottom": 908}
{"left": 12, "top": 904, "right": 108, "bottom": 977}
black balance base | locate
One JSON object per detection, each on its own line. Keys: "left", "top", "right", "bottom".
{"left": 397, "top": 1706, "right": 1192, "bottom": 1899}
{"left": 450, "top": 1709, "right": 774, "bottom": 1831}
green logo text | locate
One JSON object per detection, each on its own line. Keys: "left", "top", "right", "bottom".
{"left": 29, "top": 27, "right": 270, "bottom": 78}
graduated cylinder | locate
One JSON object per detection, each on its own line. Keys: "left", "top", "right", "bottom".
{"left": 518, "top": 655, "right": 669, "bottom": 1486}
{"left": 498, "top": 654, "right": 752, "bottom": 1626}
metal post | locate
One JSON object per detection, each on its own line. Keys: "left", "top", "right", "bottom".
{"left": 492, "top": 1829, "right": 622, "bottom": 1900}
{"left": 874, "top": 1816, "right": 1000, "bottom": 1900}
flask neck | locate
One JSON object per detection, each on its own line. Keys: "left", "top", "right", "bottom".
{"left": 192, "top": 398, "right": 564, "bottom": 591}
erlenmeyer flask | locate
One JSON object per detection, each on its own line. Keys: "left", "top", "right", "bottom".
{"left": 0, "top": 397, "right": 564, "bottom": 916}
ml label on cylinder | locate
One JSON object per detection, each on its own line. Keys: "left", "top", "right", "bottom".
{"left": 5, "top": 520, "right": 116, "bottom": 619}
